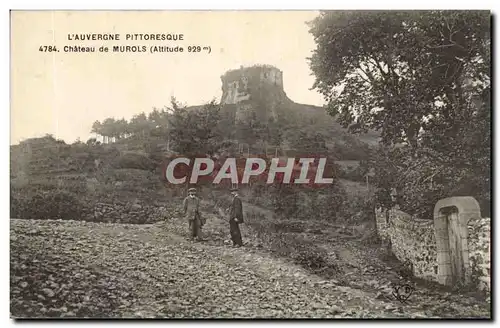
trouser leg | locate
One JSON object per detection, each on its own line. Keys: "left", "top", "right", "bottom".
{"left": 229, "top": 220, "right": 242, "bottom": 246}
{"left": 197, "top": 220, "right": 203, "bottom": 239}
{"left": 188, "top": 219, "right": 194, "bottom": 239}
{"left": 191, "top": 218, "right": 201, "bottom": 239}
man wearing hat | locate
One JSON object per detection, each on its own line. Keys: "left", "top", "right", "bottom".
{"left": 183, "top": 187, "right": 202, "bottom": 241}
{"left": 228, "top": 187, "right": 244, "bottom": 247}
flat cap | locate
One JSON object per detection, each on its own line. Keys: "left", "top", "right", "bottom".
{"left": 188, "top": 188, "right": 197, "bottom": 192}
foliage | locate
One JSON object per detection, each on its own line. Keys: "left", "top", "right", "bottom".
{"left": 309, "top": 10, "right": 490, "bottom": 146}
{"left": 111, "top": 152, "right": 156, "bottom": 171}
{"left": 336, "top": 160, "right": 370, "bottom": 182}
{"left": 331, "top": 135, "right": 372, "bottom": 161}
{"left": 11, "top": 188, "right": 87, "bottom": 221}
{"left": 86, "top": 138, "right": 101, "bottom": 146}
{"left": 167, "top": 97, "right": 224, "bottom": 157}
{"left": 87, "top": 98, "right": 372, "bottom": 163}
{"left": 373, "top": 138, "right": 490, "bottom": 218}
{"left": 286, "top": 130, "right": 329, "bottom": 156}
{"left": 91, "top": 117, "right": 130, "bottom": 143}
{"left": 161, "top": 97, "right": 230, "bottom": 189}
{"left": 340, "top": 188, "right": 376, "bottom": 224}
{"left": 247, "top": 178, "right": 348, "bottom": 222}
{"left": 253, "top": 217, "right": 339, "bottom": 274}
{"left": 309, "top": 10, "right": 491, "bottom": 217}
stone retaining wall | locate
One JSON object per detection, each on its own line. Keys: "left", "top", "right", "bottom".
{"left": 375, "top": 208, "right": 438, "bottom": 282}
{"left": 467, "top": 217, "right": 491, "bottom": 291}
{"left": 88, "top": 201, "right": 168, "bottom": 224}
{"left": 376, "top": 198, "right": 490, "bottom": 292}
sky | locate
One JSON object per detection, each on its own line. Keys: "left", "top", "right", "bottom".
{"left": 10, "top": 11, "right": 326, "bottom": 145}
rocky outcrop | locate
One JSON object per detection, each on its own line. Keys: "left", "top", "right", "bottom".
{"left": 220, "top": 65, "right": 291, "bottom": 123}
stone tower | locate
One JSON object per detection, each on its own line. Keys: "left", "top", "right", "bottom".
{"left": 220, "top": 65, "right": 289, "bottom": 122}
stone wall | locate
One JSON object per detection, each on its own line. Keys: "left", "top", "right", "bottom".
{"left": 88, "top": 200, "right": 168, "bottom": 224}
{"left": 375, "top": 208, "right": 438, "bottom": 282}
{"left": 220, "top": 65, "right": 284, "bottom": 103}
{"left": 467, "top": 217, "right": 491, "bottom": 291}
{"left": 376, "top": 200, "right": 490, "bottom": 292}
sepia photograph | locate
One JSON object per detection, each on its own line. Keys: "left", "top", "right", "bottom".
{"left": 9, "top": 9, "right": 491, "bottom": 319}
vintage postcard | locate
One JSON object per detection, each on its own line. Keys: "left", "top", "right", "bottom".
{"left": 10, "top": 10, "right": 491, "bottom": 319}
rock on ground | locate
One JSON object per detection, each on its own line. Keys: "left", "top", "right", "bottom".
{"left": 10, "top": 218, "right": 491, "bottom": 319}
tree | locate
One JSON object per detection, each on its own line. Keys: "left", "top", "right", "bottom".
{"left": 91, "top": 120, "right": 102, "bottom": 141}
{"left": 101, "top": 118, "right": 117, "bottom": 143}
{"left": 86, "top": 137, "right": 101, "bottom": 147}
{"left": 114, "top": 118, "right": 129, "bottom": 139}
{"left": 288, "top": 129, "right": 328, "bottom": 157}
{"left": 166, "top": 97, "right": 224, "bottom": 189}
{"left": 309, "top": 11, "right": 491, "bottom": 217}
{"left": 309, "top": 11, "right": 489, "bottom": 147}
{"left": 130, "top": 112, "right": 151, "bottom": 138}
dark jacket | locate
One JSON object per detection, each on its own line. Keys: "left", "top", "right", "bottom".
{"left": 229, "top": 196, "right": 244, "bottom": 223}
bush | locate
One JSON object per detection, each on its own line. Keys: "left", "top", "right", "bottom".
{"left": 12, "top": 188, "right": 88, "bottom": 221}
{"left": 339, "top": 191, "right": 375, "bottom": 224}
{"left": 112, "top": 153, "right": 155, "bottom": 171}
{"left": 271, "top": 182, "right": 347, "bottom": 222}
{"left": 106, "top": 169, "right": 161, "bottom": 192}
{"left": 244, "top": 211, "right": 339, "bottom": 277}
{"left": 110, "top": 169, "right": 156, "bottom": 181}
{"left": 55, "top": 177, "right": 88, "bottom": 194}
{"left": 292, "top": 243, "right": 328, "bottom": 270}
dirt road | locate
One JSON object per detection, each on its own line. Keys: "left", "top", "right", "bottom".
{"left": 10, "top": 216, "right": 490, "bottom": 319}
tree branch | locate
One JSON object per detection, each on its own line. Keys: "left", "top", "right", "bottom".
{"left": 368, "top": 56, "right": 389, "bottom": 80}
{"left": 358, "top": 64, "right": 376, "bottom": 82}
{"left": 356, "top": 71, "right": 371, "bottom": 84}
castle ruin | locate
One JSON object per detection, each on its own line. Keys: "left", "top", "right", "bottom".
{"left": 220, "top": 65, "right": 288, "bottom": 122}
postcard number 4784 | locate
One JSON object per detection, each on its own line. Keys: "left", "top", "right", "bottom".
{"left": 39, "top": 46, "right": 59, "bottom": 52}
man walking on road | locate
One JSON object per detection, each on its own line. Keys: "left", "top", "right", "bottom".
{"left": 228, "top": 187, "right": 244, "bottom": 247}
{"left": 183, "top": 187, "right": 202, "bottom": 241}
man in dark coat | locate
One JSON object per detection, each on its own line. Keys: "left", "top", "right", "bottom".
{"left": 228, "top": 187, "right": 244, "bottom": 247}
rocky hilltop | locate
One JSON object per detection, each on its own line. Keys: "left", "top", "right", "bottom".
{"left": 220, "top": 65, "right": 289, "bottom": 122}
{"left": 217, "top": 64, "right": 379, "bottom": 152}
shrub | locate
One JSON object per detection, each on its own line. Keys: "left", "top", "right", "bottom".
{"left": 243, "top": 211, "right": 339, "bottom": 277}
{"left": 270, "top": 182, "right": 348, "bottom": 222}
{"left": 292, "top": 244, "right": 328, "bottom": 270}
{"left": 112, "top": 153, "right": 155, "bottom": 171}
{"left": 12, "top": 188, "right": 87, "bottom": 221}
{"left": 55, "top": 177, "right": 88, "bottom": 195}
